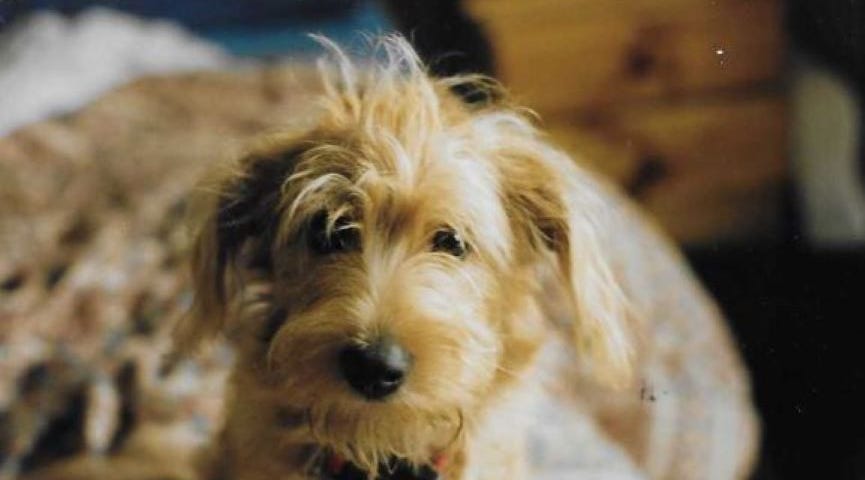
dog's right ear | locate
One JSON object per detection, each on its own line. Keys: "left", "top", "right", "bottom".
{"left": 495, "top": 136, "right": 635, "bottom": 387}
{"left": 173, "top": 139, "right": 302, "bottom": 353}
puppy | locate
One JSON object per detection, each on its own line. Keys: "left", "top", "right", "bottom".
{"left": 176, "top": 36, "right": 757, "bottom": 480}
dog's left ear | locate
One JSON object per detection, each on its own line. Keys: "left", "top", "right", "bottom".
{"left": 174, "top": 140, "right": 301, "bottom": 353}
{"left": 500, "top": 145, "right": 634, "bottom": 386}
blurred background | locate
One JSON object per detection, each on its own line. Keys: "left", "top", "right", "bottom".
{"left": 0, "top": 0, "right": 863, "bottom": 478}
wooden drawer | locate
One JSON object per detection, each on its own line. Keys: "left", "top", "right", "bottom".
{"left": 467, "top": 0, "right": 784, "bottom": 114}
{"left": 546, "top": 96, "right": 787, "bottom": 243}
{"left": 465, "top": 0, "right": 787, "bottom": 244}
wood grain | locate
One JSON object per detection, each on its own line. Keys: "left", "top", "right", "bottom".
{"left": 547, "top": 95, "right": 787, "bottom": 243}
{"left": 467, "top": 0, "right": 784, "bottom": 114}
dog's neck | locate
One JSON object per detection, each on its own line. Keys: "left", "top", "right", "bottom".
{"left": 316, "top": 451, "right": 446, "bottom": 480}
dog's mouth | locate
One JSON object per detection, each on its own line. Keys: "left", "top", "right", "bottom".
{"left": 298, "top": 402, "right": 464, "bottom": 479}
{"left": 313, "top": 451, "right": 447, "bottom": 480}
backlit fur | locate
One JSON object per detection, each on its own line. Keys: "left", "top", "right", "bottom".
{"left": 176, "top": 35, "right": 633, "bottom": 479}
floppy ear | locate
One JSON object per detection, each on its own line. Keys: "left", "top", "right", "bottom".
{"left": 174, "top": 141, "right": 300, "bottom": 353}
{"left": 501, "top": 145, "right": 634, "bottom": 386}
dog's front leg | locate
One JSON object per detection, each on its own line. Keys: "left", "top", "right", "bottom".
{"left": 454, "top": 435, "right": 529, "bottom": 480}
{"left": 451, "top": 391, "right": 534, "bottom": 480}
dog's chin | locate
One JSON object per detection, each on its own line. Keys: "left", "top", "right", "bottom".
{"left": 303, "top": 397, "right": 464, "bottom": 473}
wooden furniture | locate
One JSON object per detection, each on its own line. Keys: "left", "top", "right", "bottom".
{"left": 466, "top": 0, "right": 787, "bottom": 244}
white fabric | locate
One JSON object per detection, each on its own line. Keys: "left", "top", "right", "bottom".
{"left": 791, "top": 56, "right": 865, "bottom": 246}
{"left": 0, "top": 8, "right": 233, "bottom": 136}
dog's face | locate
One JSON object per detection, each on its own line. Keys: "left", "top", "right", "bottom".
{"left": 177, "top": 38, "right": 631, "bottom": 473}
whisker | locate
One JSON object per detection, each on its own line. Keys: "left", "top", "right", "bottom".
{"left": 442, "top": 408, "right": 465, "bottom": 454}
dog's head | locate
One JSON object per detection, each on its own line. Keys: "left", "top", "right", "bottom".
{"left": 176, "top": 36, "right": 632, "bottom": 473}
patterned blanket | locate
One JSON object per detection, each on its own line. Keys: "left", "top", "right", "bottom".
{"left": 0, "top": 69, "right": 321, "bottom": 479}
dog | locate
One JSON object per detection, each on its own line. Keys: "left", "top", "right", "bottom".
{"left": 175, "top": 36, "right": 758, "bottom": 480}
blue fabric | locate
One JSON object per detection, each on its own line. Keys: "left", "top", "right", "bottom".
{"left": 201, "top": 2, "right": 392, "bottom": 57}
{"left": 2, "top": 0, "right": 357, "bottom": 28}
{"left": 0, "top": 0, "right": 392, "bottom": 57}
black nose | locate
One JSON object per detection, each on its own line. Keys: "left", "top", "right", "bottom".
{"left": 338, "top": 338, "right": 411, "bottom": 400}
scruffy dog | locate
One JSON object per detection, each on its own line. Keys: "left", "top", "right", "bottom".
{"left": 175, "top": 36, "right": 757, "bottom": 480}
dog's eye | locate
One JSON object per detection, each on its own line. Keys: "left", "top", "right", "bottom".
{"left": 432, "top": 228, "right": 467, "bottom": 258}
{"left": 308, "top": 212, "right": 360, "bottom": 254}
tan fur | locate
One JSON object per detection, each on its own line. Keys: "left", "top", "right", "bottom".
{"left": 177, "top": 35, "right": 639, "bottom": 480}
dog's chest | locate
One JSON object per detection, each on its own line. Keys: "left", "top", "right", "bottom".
{"left": 521, "top": 341, "right": 646, "bottom": 480}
